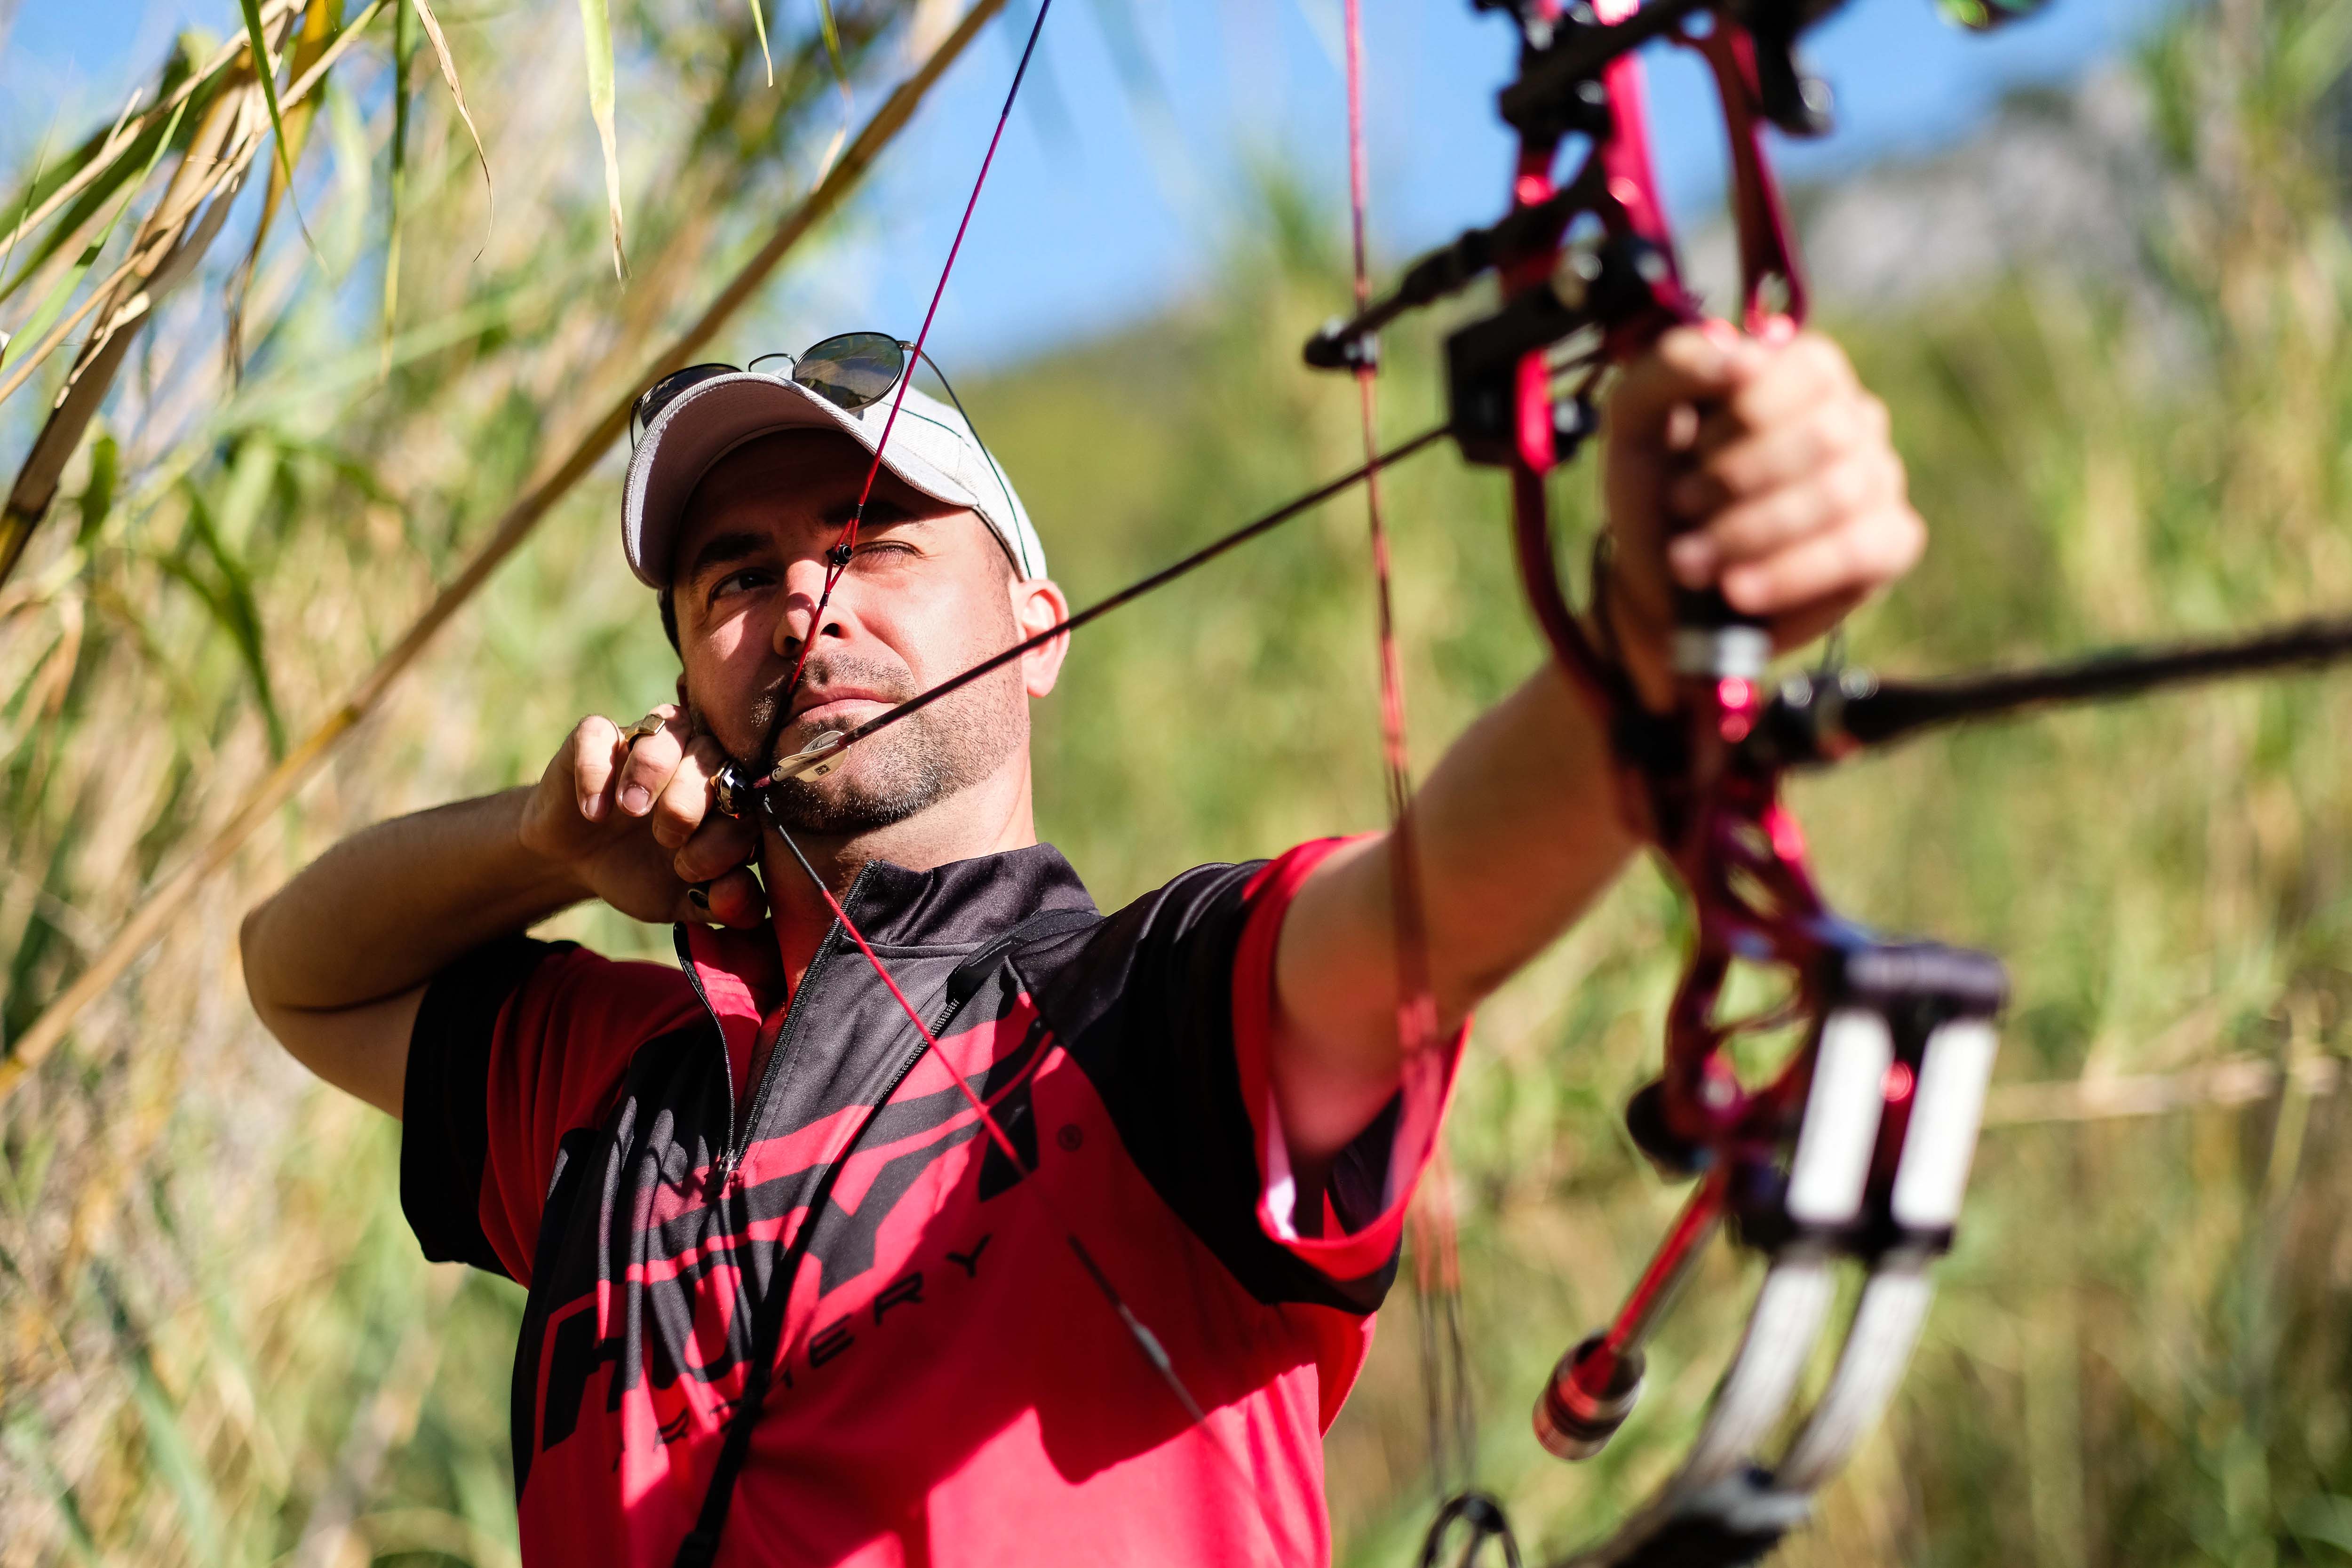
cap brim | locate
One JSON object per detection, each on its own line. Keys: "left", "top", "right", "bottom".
{"left": 622, "top": 372, "right": 985, "bottom": 588}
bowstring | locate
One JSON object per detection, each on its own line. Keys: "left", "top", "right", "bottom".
{"left": 744, "top": 4, "right": 1287, "bottom": 1552}
{"left": 777, "top": 0, "right": 1058, "bottom": 712}
{"left": 1341, "top": 0, "right": 1476, "bottom": 1499}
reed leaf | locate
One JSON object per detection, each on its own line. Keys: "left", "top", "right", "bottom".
{"left": 237, "top": 0, "right": 313, "bottom": 247}
{"left": 409, "top": 0, "right": 493, "bottom": 242}
{"left": 0, "top": 96, "right": 187, "bottom": 379}
{"left": 165, "top": 480, "right": 285, "bottom": 757}
{"left": 228, "top": 0, "right": 348, "bottom": 373}
{"left": 747, "top": 0, "right": 775, "bottom": 86}
{"left": 578, "top": 0, "right": 629, "bottom": 280}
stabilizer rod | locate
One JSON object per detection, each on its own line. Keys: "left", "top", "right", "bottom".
{"left": 1752, "top": 613, "right": 2352, "bottom": 766}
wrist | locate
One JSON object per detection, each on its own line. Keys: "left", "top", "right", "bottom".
{"left": 505, "top": 785, "right": 598, "bottom": 906}
{"left": 1589, "top": 533, "right": 1677, "bottom": 712}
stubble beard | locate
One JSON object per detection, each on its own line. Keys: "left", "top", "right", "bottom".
{"left": 737, "top": 653, "right": 1024, "bottom": 836}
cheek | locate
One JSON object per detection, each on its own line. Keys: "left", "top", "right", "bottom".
{"left": 696, "top": 599, "right": 776, "bottom": 669}
{"left": 854, "top": 575, "right": 1003, "bottom": 680}
{"left": 683, "top": 610, "right": 771, "bottom": 706}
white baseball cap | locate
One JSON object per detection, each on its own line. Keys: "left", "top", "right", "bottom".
{"left": 621, "top": 370, "right": 1046, "bottom": 588}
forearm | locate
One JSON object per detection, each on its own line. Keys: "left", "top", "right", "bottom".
{"left": 1272, "top": 659, "right": 1641, "bottom": 1157}
{"left": 241, "top": 787, "right": 585, "bottom": 1015}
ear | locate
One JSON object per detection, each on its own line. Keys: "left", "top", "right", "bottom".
{"left": 1011, "top": 576, "right": 1072, "bottom": 700}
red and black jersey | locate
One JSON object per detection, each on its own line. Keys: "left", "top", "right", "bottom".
{"left": 401, "top": 838, "right": 1463, "bottom": 1567}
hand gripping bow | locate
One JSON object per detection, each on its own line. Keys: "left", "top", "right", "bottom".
{"left": 1310, "top": 0, "right": 2034, "bottom": 1562}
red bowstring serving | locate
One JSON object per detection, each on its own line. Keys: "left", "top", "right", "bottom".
{"left": 1341, "top": 0, "right": 1471, "bottom": 1490}
{"left": 775, "top": 2, "right": 1058, "bottom": 718}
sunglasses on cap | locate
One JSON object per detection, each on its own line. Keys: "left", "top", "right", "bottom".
{"left": 629, "top": 331, "right": 930, "bottom": 447}
{"left": 630, "top": 330, "right": 1033, "bottom": 574}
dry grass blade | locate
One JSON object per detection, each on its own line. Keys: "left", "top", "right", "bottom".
{"left": 0, "top": 96, "right": 179, "bottom": 381}
{"left": 0, "top": 0, "right": 1013, "bottom": 1104}
{"left": 0, "top": 0, "right": 300, "bottom": 269}
{"left": 0, "top": 90, "right": 258, "bottom": 585}
{"left": 410, "top": 0, "right": 493, "bottom": 247}
{"left": 0, "top": 0, "right": 383, "bottom": 419}
{"left": 578, "top": 0, "right": 629, "bottom": 280}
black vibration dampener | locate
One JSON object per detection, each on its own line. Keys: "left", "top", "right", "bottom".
{"left": 1535, "top": 1334, "right": 1648, "bottom": 1460}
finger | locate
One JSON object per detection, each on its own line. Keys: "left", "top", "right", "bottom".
{"left": 680, "top": 865, "right": 767, "bottom": 928}
{"left": 572, "top": 715, "right": 625, "bottom": 823}
{"left": 1670, "top": 393, "right": 1886, "bottom": 524}
{"left": 1695, "top": 334, "right": 1859, "bottom": 451}
{"left": 1669, "top": 446, "right": 1904, "bottom": 587}
{"left": 615, "top": 704, "right": 687, "bottom": 819}
{"left": 1766, "top": 585, "right": 1872, "bottom": 653}
{"left": 650, "top": 735, "right": 726, "bottom": 851}
{"left": 1719, "top": 502, "right": 1927, "bottom": 617}
{"left": 1605, "top": 324, "right": 1769, "bottom": 448}
{"left": 675, "top": 808, "right": 760, "bottom": 887}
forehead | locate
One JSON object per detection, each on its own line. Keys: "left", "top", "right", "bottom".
{"left": 673, "top": 430, "right": 950, "bottom": 564}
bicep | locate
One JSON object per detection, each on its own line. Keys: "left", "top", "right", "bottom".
{"left": 1269, "top": 838, "right": 1414, "bottom": 1173}
{"left": 253, "top": 985, "right": 425, "bottom": 1119}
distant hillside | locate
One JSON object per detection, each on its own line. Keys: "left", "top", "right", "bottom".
{"left": 1682, "top": 68, "right": 2160, "bottom": 313}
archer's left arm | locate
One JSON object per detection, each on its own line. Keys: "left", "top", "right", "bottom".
{"left": 1269, "top": 326, "right": 1925, "bottom": 1175}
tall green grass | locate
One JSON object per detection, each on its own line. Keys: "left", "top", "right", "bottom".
{"left": 11, "top": 0, "right": 2352, "bottom": 1562}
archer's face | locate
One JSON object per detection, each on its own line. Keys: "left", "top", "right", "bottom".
{"left": 668, "top": 430, "right": 1064, "bottom": 835}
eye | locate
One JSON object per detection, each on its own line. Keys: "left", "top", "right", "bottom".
{"left": 707, "top": 566, "right": 777, "bottom": 605}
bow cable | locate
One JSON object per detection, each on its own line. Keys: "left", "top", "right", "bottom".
{"left": 777, "top": 0, "right": 1059, "bottom": 712}
{"left": 746, "top": 423, "right": 1451, "bottom": 790}
{"left": 1337, "top": 0, "right": 1476, "bottom": 1498}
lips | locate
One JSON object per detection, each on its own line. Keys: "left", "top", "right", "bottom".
{"left": 788, "top": 688, "right": 895, "bottom": 729}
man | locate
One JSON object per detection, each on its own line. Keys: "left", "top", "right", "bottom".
{"left": 242, "top": 324, "right": 1922, "bottom": 1566}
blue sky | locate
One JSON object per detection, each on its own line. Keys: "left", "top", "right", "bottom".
{"left": 6, "top": 0, "right": 2177, "bottom": 372}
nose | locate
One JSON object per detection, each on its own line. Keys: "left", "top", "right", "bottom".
{"left": 776, "top": 550, "right": 846, "bottom": 659}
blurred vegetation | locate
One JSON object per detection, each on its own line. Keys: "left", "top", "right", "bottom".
{"left": 11, "top": 0, "right": 2352, "bottom": 1563}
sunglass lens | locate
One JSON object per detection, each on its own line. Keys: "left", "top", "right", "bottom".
{"left": 792, "top": 332, "right": 905, "bottom": 412}
{"left": 633, "top": 363, "right": 738, "bottom": 441}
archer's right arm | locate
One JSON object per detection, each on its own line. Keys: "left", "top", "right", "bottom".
{"left": 239, "top": 707, "right": 763, "bottom": 1116}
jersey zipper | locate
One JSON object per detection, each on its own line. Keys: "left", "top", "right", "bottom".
{"left": 678, "top": 878, "right": 1052, "bottom": 1188}
{"left": 674, "top": 915, "right": 849, "bottom": 1189}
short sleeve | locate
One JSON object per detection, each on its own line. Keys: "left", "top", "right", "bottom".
{"left": 401, "top": 936, "right": 698, "bottom": 1284}
{"left": 1227, "top": 837, "right": 1467, "bottom": 1289}
{"left": 1017, "top": 837, "right": 1466, "bottom": 1315}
